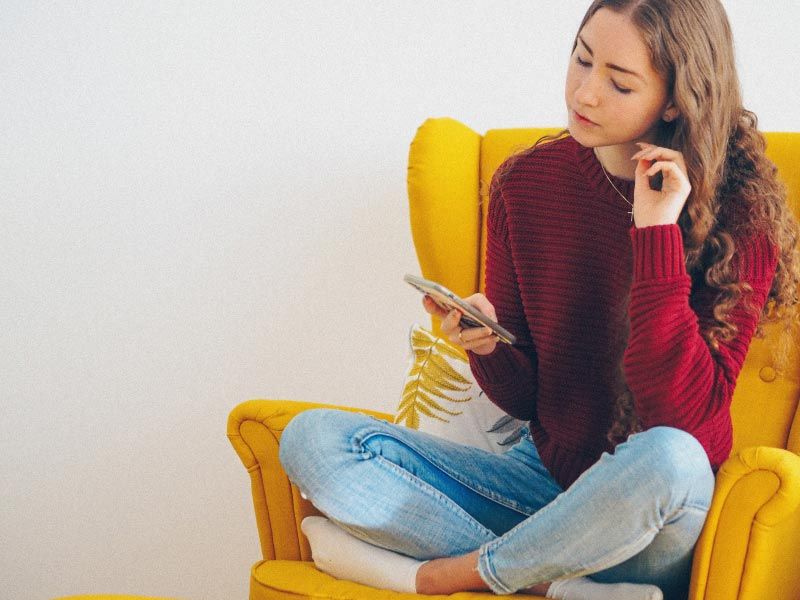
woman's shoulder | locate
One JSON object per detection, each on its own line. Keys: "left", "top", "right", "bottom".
{"left": 493, "top": 134, "right": 580, "bottom": 188}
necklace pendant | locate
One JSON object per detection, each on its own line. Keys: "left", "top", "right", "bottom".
{"left": 597, "top": 156, "right": 635, "bottom": 225}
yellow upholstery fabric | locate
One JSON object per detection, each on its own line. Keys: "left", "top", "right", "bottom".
{"left": 249, "top": 560, "right": 541, "bottom": 600}
{"left": 406, "top": 118, "right": 482, "bottom": 306}
{"left": 689, "top": 447, "right": 800, "bottom": 599}
{"left": 228, "top": 118, "right": 800, "bottom": 600}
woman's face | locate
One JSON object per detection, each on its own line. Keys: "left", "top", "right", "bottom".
{"left": 565, "top": 8, "right": 674, "bottom": 148}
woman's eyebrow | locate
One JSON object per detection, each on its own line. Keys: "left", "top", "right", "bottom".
{"left": 577, "top": 35, "right": 645, "bottom": 82}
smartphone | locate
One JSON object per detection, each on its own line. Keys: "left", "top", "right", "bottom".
{"left": 404, "top": 273, "right": 517, "bottom": 345}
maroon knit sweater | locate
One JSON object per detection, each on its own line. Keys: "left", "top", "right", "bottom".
{"left": 468, "top": 135, "right": 779, "bottom": 489}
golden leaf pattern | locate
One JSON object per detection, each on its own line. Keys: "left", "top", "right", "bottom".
{"left": 395, "top": 326, "right": 477, "bottom": 429}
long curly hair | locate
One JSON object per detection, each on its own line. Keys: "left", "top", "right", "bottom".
{"left": 495, "top": 0, "right": 800, "bottom": 446}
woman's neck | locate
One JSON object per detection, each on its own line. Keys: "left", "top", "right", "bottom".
{"left": 593, "top": 143, "right": 639, "bottom": 181}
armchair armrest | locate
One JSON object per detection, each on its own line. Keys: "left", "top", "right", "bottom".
{"left": 689, "top": 446, "right": 800, "bottom": 600}
{"left": 226, "top": 399, "right": 394, "bottom": 561}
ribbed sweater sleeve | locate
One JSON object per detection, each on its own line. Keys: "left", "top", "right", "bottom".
{"left": 624, "top": 223, "right": 779, "bottom": 463}
{"left": 467, "top": 175, "right": 539, "bottom": 421}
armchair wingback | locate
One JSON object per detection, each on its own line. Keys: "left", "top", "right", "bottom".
{"left": 227, "top": 117, "right": 800, "bottom": 600}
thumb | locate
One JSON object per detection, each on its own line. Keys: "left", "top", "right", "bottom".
{"left": 466, "top": 294, "right": 497, "bottom": 322}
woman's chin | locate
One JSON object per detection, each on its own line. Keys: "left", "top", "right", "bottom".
{"left": 568, "top": 126, "right": 599, "bottom": 148}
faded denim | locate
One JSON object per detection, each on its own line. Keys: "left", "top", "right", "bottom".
{"left": 279, "top": 408, "right": 714, "bottom": 599}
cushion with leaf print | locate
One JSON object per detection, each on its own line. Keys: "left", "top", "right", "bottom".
{"left": 393, "top": 323, "right": 528, "bottom": 453}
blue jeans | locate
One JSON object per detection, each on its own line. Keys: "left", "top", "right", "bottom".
{"left": 279, "top": 408, "right": 714, "bottom": 599}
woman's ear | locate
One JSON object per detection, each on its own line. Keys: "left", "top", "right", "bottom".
{"left": 662, "top": 101, "right": 679, "bottom": 122}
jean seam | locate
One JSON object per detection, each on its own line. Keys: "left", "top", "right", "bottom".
{"left": 683, "top": 502, "right": 711, "bottom": 512}
{"left": 354, "top": 427, "right": 537, "bottom": 516}
{"left": 371, "top": 454, "right": 497, "bottom": 539}
{"left": 663, "top": 502, "right": 710, "bottom": 527}
{"left": 478, "top": 545, "right": 515, "bottom": 594}
{"left": 362, "top": 428, "right": 523, "bottom": 511}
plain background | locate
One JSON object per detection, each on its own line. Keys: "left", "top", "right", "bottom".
{"left": 2, "top": 2, "right": 798, "bottom": 599}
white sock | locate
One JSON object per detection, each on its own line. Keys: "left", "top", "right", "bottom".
{"left": 547, "top": 576, "right": 663, "bottom": 600}
{"left": 301, "top": 516, "right": 427, "bottom": 593}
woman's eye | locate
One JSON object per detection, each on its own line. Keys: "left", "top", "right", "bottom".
{"left": 575, "top": 55, "right": 632, "bottom": 94}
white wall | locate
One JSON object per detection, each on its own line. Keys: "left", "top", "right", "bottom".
{"left": 2, "top": 2, "right": 797, "bottom": 599}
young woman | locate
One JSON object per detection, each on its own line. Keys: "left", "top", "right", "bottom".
{"left": 279, "top": 1, "right": 800, "bottom": 598}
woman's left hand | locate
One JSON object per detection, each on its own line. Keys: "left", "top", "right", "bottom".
{"left": 631, "top": 142, "right": 692, "bottom": 228}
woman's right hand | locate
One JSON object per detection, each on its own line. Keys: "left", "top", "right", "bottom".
{"left": 422, "top": 293, "right": 500, "bottom": 356}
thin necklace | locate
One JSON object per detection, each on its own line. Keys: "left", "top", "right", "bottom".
{"left": 594, "top": 149, "right": 634, "bottom": 223}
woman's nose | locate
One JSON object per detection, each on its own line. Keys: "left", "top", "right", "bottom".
{"left": 575, "top": 75, "right": 600, "bottom": 106}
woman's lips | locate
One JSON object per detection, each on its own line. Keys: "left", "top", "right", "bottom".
{"left": 574, "top": 110, "right": 598, "bottom": 126}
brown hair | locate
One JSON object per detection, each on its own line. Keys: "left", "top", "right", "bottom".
{"left": 494, "top": 0, "right": 800, "bottom": 446}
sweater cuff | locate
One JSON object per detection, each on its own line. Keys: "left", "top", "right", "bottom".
{"left": 467, "top": 343, "right": 526, "bottom": 383}
{"left": 630, "top": 224, "right": 687, "bottom": 280}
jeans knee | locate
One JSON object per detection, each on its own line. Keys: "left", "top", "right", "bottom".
{"left": 279, "top": 408, "right": 376, "bottom": 481}
{"left": 279, "top": 408, "right": 332, "bottom": 477}
{"left": 629, "top": 426, "right": 714, "bottom": 495}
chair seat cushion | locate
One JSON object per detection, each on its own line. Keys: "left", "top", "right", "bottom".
{"left": 250, "top": 560, "right": 545, "bottom": 600}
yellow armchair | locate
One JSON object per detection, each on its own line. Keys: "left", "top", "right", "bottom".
{"left": 227, "top": 118, "right": 800, "bottom": 600}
